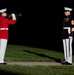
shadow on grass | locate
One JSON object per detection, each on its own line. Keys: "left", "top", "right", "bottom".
{"left": 0, "top": 69, "right": 28, "bottom": 75}
{"left": 23, "top": 50, "right": 62, "bottom": 63}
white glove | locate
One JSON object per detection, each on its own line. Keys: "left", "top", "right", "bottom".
{"left": 68, "top": 28, "right": 70, "bottom": 34}
{"left": 11, "top": 13, "right": 16, "bottom": 20}
{"left": 69, "top": 36, "right": 73, "bottom": 38}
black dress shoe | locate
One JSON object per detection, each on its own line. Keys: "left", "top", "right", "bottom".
{"left": 65, "top": 62, "right": 72, "bottom": 65}
{"left": 0, "top": 62, "right": 7, "bottom": 65}
{"left": 62, "top": 62, "right": 67, "bottom": 65}
{"left": 62, "top": 61, "right": 72, "bottom": 65}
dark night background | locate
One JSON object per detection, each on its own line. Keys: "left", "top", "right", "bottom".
{"left": 0, "top": 0, "right": 74, "bottom": 52}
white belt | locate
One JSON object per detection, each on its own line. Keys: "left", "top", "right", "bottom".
{"left": 63, "top": 27, "right": 71, "bottom": 34}
{"left": 63, "top": 27, "right": 70, "bottom": 29}
{"left": 0, "top": 28, "right": 8, "bottom": 30}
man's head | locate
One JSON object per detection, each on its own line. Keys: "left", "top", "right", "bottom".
{"left": 64, "top": 7, "right": 73, "bottom": 16}
{"left": 0, "top": 8, "right": 7, "bottom": 17}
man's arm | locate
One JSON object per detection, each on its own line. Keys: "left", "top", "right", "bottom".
{"left": 6, "top": 13, "right": 16, "bottom": 24}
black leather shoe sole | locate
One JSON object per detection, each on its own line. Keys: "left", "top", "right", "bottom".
{"left": 0, "top": 62, "right": 7, "bottom": 65}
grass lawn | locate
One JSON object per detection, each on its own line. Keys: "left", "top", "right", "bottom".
{"left": 5, "top": 44, "right": 64, "bottom": 62}
{"left": 0, "top": 65, "right": 74, "bottom": 75}
{"left": 0, "top": 44, "right": 74, "bottom": 75}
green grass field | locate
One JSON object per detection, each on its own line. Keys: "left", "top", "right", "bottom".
{"left": 0, "top": 65, "right": 74, "bottom": 75}
{"left": 0, "top": 44, "right": 74, "bottom": 75}
{"left": 5, "top": 44, "right": 64, "bottom": 62}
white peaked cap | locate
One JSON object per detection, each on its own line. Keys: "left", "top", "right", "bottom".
{"left": 64, "top": 7, "right": 73, "bottom": 11}
{"left": 0, "top": 8, "right": 7, "bottom": 13}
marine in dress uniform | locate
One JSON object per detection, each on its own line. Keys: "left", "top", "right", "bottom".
{"left": 0, "top": 8, "right": 16, "bottom": 64}
{"left": 62, "top": 7, "right": 74, "bottom": 65}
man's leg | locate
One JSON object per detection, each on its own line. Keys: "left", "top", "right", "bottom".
{"left": 68, "top": 37, "right": 73, "bottom": 64}
{"left": 0, "top": 39, "right": 7, "bottom": 63}
{"left": 63, "top": 39, "right": 67, "bottom": 62}
{"left": 65, "top": 39, "right": 69, "bottom": 62}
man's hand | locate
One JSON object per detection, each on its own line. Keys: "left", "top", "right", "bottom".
{"left": 71, "top": 20, "right": 74, "bottom": 25}
{"left": 72, "top": 28, "right": 74, "bottom": 31}
{"left": 11, "top": 13, "right": 16, "bottom": 20}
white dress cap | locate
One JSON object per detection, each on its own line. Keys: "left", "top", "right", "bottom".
{"left": 64, "top": 7, "right": 73, "bottom": 11}
{"left": 0, "top": 8, "right": 7, "bottom": 13}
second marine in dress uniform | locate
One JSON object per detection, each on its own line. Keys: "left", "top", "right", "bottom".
{"left": 62, "top": 7, "right": 74, "bottom": 65}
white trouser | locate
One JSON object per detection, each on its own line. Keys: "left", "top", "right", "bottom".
{"left": 63, "top": 37, "right": 73, "bottom": 64}
{"left": 0, "top": 39, "right": 7, "bottom": 63}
